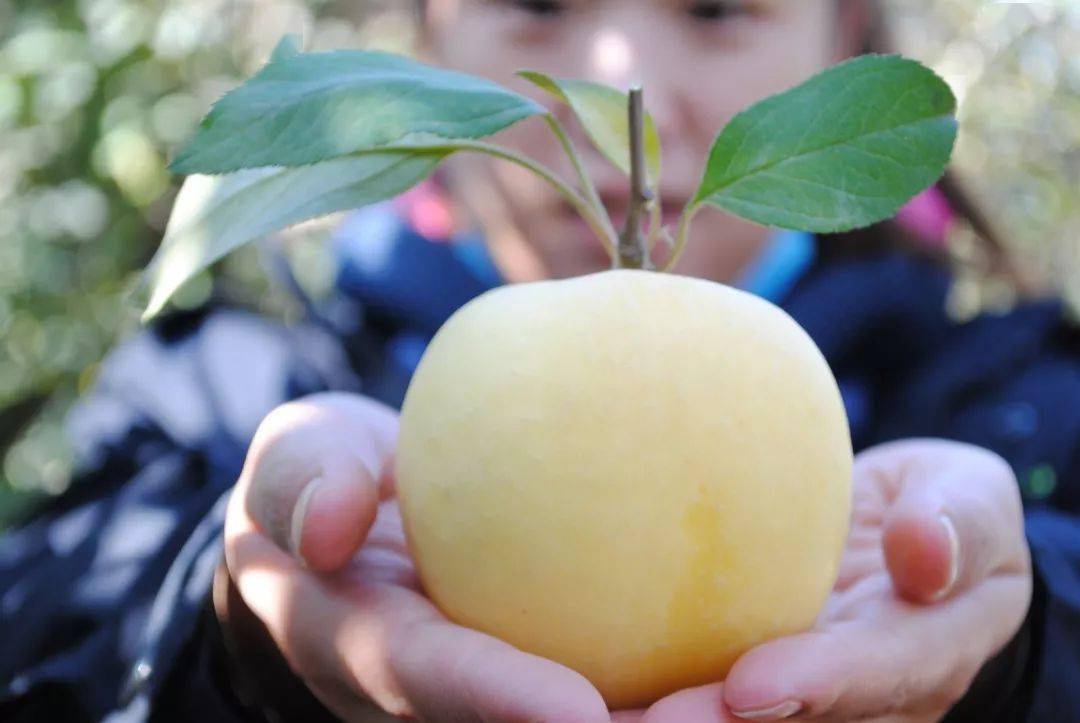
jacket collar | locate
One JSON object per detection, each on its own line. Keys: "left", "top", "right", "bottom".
{"left": 329, "top": 188, "right": 818, "bottom": 334}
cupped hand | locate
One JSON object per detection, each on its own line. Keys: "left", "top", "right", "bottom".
{"left": 222, "top": 393, "right": 610, "bottom": 722}
{"left": 619, "top": 439, "right": 1033, "bottom": 723}
{"left": 228, "top": 401, "right": 1031, "bottom": 723}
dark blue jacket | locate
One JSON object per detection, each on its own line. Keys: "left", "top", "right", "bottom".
{"left": 2, "top": 205, "right": 1079, "bottom": 721}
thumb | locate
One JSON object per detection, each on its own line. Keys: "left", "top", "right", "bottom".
{"left": 878, "top": 440, "right": 1026, "bottom": 603}
{"left": 239, "top": 394, "right": 398, "bottom": 572}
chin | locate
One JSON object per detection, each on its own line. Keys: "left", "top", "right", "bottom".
{"left": 525, "top": 217, "right": 609, "bottom": 279}
{"left": 545, "top": 252, "right": 609, "bottom": 280}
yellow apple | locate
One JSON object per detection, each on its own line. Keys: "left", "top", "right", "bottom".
{"left": 395, "top": 269, "right": 852, "bottom": 709}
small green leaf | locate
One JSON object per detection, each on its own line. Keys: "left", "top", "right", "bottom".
{"left": 270, "top": 34, "right": 303, "bottom": 62}
{"left": 144, "top": 151, "right": 445, "bottom": 320}
{"left": 171, "top": 50, "right": 544, "bottom": 175}
{"left": 519, "top": 71, "right": 661, "bottom": 182}
{"left": 694, "top": 54, "right": 957, "bottom": 233}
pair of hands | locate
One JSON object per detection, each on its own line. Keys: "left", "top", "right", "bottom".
{"left": 222, "top": 393, "right": 1032, "bottom": 722}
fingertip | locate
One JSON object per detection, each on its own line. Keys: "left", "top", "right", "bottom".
{"left": 391, "top": 621, "right": 610, "bottom": 723}
{"left": 643, "top": 683, "right": 731, "bottom": 723}
{"left": 538, "top": 681, "right": 610, "bottom": 723}
{"left": 611, "top": 710, "right": 647, "bottom": 723}
{"left": 723, "top": 629, "right": 863, "bottom": 719}
{"left": 884, "top": 510, "right": 958, "bottom": 603}
{"left": 722, "top": 642, "right": 804, "bottom": 717}
{"left": 379, "top": 453, "right": 397, "bottom": 500}
{"left": 296, "top": 471, "right": 380, "bottom": 572}
{"left": 487, "top": 649, "right": 611, "bottom": 723}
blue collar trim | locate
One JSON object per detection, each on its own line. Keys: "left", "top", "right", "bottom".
{"left": 443, "top": 227, "right": 817, "bottom": 304}
{"left": 332, "top": 202, "right": 816, "bottom": 321}
{"left": 734, "top": 229, "right": 817, "bottom": 303}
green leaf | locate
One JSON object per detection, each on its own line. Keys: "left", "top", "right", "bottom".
{"left": 144, "top": 151, "right": 445, "bottom": 320}
{"left": 693, "top": 54, "right": 957, "bottom": 233}
{"left": 270, "top": 34, "right": 303, "bottom": 62}
{"left": 171, "top": 50, "right": 543, "bottom": 175}
{"left": 519, "top": 71, "right": 661, "bottom": 182}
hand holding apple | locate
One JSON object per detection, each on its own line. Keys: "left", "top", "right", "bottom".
{"left": 222, "top": 393, "right": 611, "bottom": 722}
{"left": 618, "top": 440, "right": 1032, "bottom": 722}
{"left": 225, "top": 397, "right": 1030, "bottom": 722}
{"left": 395, "top": 270, "right": 853, "bottom": 707}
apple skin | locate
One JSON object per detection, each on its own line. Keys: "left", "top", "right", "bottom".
{"left": 395, "top": 269, "right": 852, "bottom": 709}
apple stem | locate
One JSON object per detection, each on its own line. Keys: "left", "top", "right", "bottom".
{"left": 617, "top": 87, "right": 653, "bottom": 271}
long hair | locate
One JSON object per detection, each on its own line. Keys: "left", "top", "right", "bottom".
{"left": 824, "top": 1, "right": 1014, "bottom": 281}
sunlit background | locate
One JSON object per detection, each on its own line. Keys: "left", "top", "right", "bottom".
{"left": 1, "top": 0, "right": 1077, "bottom": 524}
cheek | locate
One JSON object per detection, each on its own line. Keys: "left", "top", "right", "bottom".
{"left": 473, "top": 119, "right": 565, "bottom": 246}
{"left": 689, "top": 15, "right": 835, "bottom": 129}
{"left": 426, "top": 6, "right": 569, "bottom": 192}
{"left": 756, "top": 18, "right": 834, "bottom": 87}
{"left": 429, "top": 7, "right": 544, "bottom": 88}
{"left": 669, "top": 210, "right": 770, "bottom": 283}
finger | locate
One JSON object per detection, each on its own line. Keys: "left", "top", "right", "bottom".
{"left": 833, "top": 547, "right": 884, "bottom": 592}
{"left": 872, "top": 441, "right": 1027, "bottom": 602}
{"left": 640, "top": 683, "right": 742, "bottom": 723}
{"left": 386, "top": 612, "right": 610, "bottom": 723}
{"left": 226, "top": 503, "right": 609, "bottom": 723}
{"left": 240, "top": 393, "right": 398, "bottom": 571}
{"left": 882, "top": 500, "right": 959, "bottom": 603}
{"left": 378, "top": 453, "right": 398, "bottom": 500}
{"left": 722, "top": 574, "right": 1030, "bottom": 721}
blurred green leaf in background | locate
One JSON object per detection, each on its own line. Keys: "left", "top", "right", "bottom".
{"left": 0, "top": 0, "right": 1077, "bottom": 525}
{"left": 0, "top": 0, "right": 415, "bottom": 524}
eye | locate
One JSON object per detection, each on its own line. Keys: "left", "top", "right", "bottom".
{"left": 499, "top": 0, "right": 566, "bottom": 17}
{"left": 687, "top": 0, "right": 745, "bottom": 22}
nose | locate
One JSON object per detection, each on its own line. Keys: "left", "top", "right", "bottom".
{"left": 581, "top": 20, "right": 684, "bottom": 144}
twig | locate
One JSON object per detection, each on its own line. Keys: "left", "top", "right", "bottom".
{"left": 617, "top": 87, "right": 653, "bottom": 270}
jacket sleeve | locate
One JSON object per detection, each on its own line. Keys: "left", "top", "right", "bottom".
{"left": 951, "top": 468, "right": 1080, "bottom": 723}
{"left": 0, "top": 309, "right": 357, "bottom": 722}
{"left": 958, "top": 320, "right": 1080, "bottom": 723}
{"left": 1023, "top": 504, "right": 1080, "bottom": 721}
{"left": 905, "top": 304, "right": 1080, "bottom": 723}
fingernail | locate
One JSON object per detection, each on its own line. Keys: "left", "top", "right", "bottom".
{"left": 290, "top": 477, "right": 321, "bottom": 561}
{"left": 928, "top": 513, "right": 960, "bottom": 602}
{"left": 732, "top": 701, "right": 803, "bottom": 720}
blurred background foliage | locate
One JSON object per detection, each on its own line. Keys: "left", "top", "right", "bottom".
{"left": 0, "top": 0, "right": 1077, "bottom": 524}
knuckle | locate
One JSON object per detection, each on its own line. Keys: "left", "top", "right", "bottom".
{"left": 239, "top": 399, "right": 343, "bottom": 540}
{"left": 881, "top": 672, "right": 920, "bottom": 713}
{"left": 968, "top": 446, "right": 1020, "bottom": 504}
{"left": 935, "top": 663, "right": 979, "bottom": 711}
{"left": 247, "top": 398, "right": 350, "bottom": 473}
{"left": 988, "top": 458, "right": 1021, "bottom": 503}
{"left": 255, "top": 397, "right": 336, "bottom": 445}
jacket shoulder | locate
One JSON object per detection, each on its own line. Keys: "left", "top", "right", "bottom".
{"left": 68, "top": 307, "right": 358, "bottom": 473}
{"left": 886, "top": 298, "right": 1080, "bottom": 508}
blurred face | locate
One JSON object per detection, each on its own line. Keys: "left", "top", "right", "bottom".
{"left": 421, "top": 0, "right": 866, "bottom": 282}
